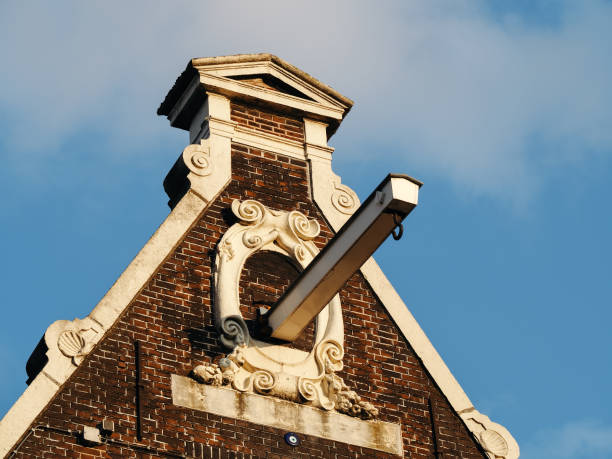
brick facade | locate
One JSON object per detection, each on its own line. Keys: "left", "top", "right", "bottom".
{"left": 10, "top": 104, "right": 486, "bottom": 458}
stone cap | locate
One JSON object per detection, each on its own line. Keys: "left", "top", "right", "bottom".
{"left": 158, "top": 53, "right": 353, "bottom": 138}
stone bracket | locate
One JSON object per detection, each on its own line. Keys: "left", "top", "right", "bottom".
{"left": 165, "top": 92, "right": 234, "bottom": 209}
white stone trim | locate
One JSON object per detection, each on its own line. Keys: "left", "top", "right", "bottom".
{"left": 303, "top": 119, "right": 329, "bottom": 147}
{"left": 195, "top": 115, "right": 306, "bottom": 161}
{"left": 214, "top": 199, "right": 342, "bottom": 350}
{"left": 189, "top": 92, "right": 306, "bottom": 161}
{"left": 0, "top": 101, "right": 234, "bottom": 455}
{"left": 160, "top": 55, "right": 352, "bottom": 139}
{"left": 90, "top": 192, "right": 208, "bottom": 329}
{"left": 0, "top": 372, "right": 60, "bottom": 458}
{"left": 304, "top": 120, "right": 359, "bottom": 229}
{"left": 460, "top": 409, "right": 520, "bottom": 459}
{"left": 192, "top": 57, "right": 351, "bottom": 111}
{"left": 2, "top": 84, "right": 519, "bottom": 456}
{"left": 233, "top": 125, "right": 305, "bottom": 159}
{"left": 359, "top": 257, "right": 473, "bottom": 410}
{"left": 172, "top": 375, "right": 402, "bottom": 456}
{"left": 205, "top": 199, "right": 359, "bottom": 414}
{"left": 0, "top": 191, "right": 209, "bottom": 457}
{"left": 198, "top": 73, "right": 345, "bottom": 121}
{"left": 305, "top": 122, "right": 519, "bottom": 458}
{"left": 189, "top": 92, "right": 232, "bottom": 143}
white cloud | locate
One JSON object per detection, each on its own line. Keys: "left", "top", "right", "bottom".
{"left": 522, "top": 419, "right": 612, "bottom": 459}
{"left": 1, "top": 1, "right": 611, "bottom": 204}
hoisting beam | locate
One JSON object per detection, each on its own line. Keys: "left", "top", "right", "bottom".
{"left": 264, "top": 173, "right": 422, "bottom": 342}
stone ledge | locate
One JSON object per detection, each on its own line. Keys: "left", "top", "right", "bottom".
{"left": 171, "top": 375, "right": 403, "bottom": 456}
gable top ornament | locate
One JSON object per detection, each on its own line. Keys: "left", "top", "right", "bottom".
{"left": 158, "top": 53, "right": 353, "bottom": 139}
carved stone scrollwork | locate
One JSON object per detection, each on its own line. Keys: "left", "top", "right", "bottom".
{"left": 193, "top": 199, "right": 379, "bottom": 420}
{"left": 193, "top": 347, "right": 242, "bottom": 386}
{"left": 213, "top": 199, "right": 324, "bottom": 350}
{"left": 193, "top": 340, "right": 378, "bottom": 420}
{"left": 182, "top": 142, "right": 213, "bottom": 177}
{"left": 219, "top": 316, "right": 249, "bottom": 349}
{"left": 164, "top": 135, "right": 232, "bottom": 208}
{"left": 331, "top": 180, "right": 359, "bottom": 215}
{"left": 309, "top": 156, "right": 360, "bottom": 232}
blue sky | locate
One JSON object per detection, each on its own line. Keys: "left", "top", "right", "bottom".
{"left": 1, "top": 1, "right": 611, "bottom": 457}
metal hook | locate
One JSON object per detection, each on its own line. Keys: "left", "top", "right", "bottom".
{"left": 391, "top": 213, "right": 404, "bottom": 240}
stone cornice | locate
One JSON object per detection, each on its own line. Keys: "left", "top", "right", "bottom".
{"left": 158, "top": 54, "right": 352, "bottom": 138}
{"left": 198, "top": 73, "right": 345, "bottom": 120}
{"left": 189, "top": 53, "right": 353, "bottom": 108}
{"left": 172, "top": 376, "right": 401, "bottom": 456}
{"left": 233, "top": 124, "right": 305, "bottom": 159}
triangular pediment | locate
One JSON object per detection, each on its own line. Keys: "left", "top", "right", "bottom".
{"left": 191, "top": 54, "right": 351, "bottom": 109}
{"left": 227, "top": 74, "right": 315, "bottom": 101}
{"left": 158, "top": 54, "right": 353, "bottom": 132}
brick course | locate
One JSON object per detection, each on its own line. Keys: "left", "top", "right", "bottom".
{"left": 11, "top": 138, "right": 485, "bottom": 458}
{"left": 230, "top": 103, "right": 304, "bottom": 142}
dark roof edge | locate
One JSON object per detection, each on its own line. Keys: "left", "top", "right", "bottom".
{"left": 157, "top": 63, "right": 199, "bottom": 117}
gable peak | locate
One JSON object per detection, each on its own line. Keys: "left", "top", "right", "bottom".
{"left": 158, "top": 53, "right": 353, "bottom": 137}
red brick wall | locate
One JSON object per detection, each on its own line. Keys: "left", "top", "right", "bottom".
{"left": 230, "top": 102, "right": 304, "bottom": 142}
{"left": 11, "top": 142, "right": 485, "bottom": 458}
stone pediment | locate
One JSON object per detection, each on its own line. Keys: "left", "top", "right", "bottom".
{"left": 158, "top": 53, "right": 353, "bottom": 137}
{"left": 227, "top": 74, "right": 315, "bottom": 101}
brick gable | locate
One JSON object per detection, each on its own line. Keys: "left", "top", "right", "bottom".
{"left": 10, "top": 144, "right": 485, "bottom": 458}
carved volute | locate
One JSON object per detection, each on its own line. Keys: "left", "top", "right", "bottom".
{"left": 191, "top": 199, "right": 378, "bottom": 419}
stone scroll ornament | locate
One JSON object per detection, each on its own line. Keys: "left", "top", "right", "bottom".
{"left": 330, "top": 179, "right": 359, "bottom": 215}
{"left": 182, "top": 142, "right": 213, "bottom": 177}
{"left": 192, "top": 199, "right": 379, "bottom": 420}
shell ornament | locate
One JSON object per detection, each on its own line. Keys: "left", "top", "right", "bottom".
{"left": 479, "top": 429, "right": 509, "bottom": 457}
{"left": 57, "top": 330, "right": 85, "bottom": 359}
